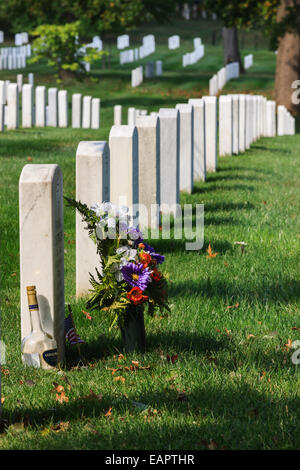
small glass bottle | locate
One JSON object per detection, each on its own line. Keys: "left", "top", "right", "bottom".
{"left": 21, "top": 286, "right": 58, "bottom": 369}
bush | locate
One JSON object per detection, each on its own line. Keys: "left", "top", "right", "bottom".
{"left": 30, "top": 21, "right": 105, "bottom": 81}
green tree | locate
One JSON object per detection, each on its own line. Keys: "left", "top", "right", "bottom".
{"left": 30, "top": 22, "right": 105, "bottom": 81}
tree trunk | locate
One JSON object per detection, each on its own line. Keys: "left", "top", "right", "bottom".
{"left": 222, "top": 27, "right": 245, "bottom": 74}
{"left": 275, "top": 0, "right": 300, "bottom": 114}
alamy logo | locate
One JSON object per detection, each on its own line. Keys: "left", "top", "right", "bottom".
{"left": 291, "top": 80, "right": 300, "bottom": 105}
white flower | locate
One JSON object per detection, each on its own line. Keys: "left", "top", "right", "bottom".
{"left": 110, "top": 263, "right": 123, "bottom": 282}
{"left": 117, "top": 246, "right": 137, "bottom": 261}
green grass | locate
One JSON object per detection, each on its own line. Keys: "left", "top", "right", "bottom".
{"left": 1, "top": 18, "right": 300, "bottom": 450}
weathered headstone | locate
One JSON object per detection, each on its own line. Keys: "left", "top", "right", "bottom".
{"left": 22, "top": 84, "right": 33, "bottom": 128}
{"left": 136, "top": 115, "right": 160, "bottom": 229}
{"left": 58, "top": 90, "right": 68, "bottom": 128}
{"left": 245, "top": 95, "right": 252, "bottom": 149}
{"left": 109, "top": 126, "right": 138, "bottom": 217}
{"left": 76, "top": 142, "right": 110, "bottom": 296}
{"left": 231, "top": 95, "right": 239, "bottom": 155}
{"left": 155, "top": 60, "right": 163, "bottom": 77}
{"left": 28, "top": 73, "right": 34, "bottom": 86}
{"left": 203, "top": 96, "right": 217, "bottom": 172}
{"left": 277, "top": 105, "right": 285, "bottom": 136}
{"left": 219, "top": 95, "right": 233, "bottom": 157}
{"left": 188, "top": 98, "right": 206, "bottom": 181}
{"left": 72, "top": 93, "right": 81, "bottom": 129}
{"left": 176, "top": 103, "right": 193, "bottom": 194}
{"left": 82, "top": 96, "right": 91, "bottom": 128}
{"left": 128, "top": 107, "right": 136, "bottom": 125}
{"left": 19, "top": 164, "right": 65, "bottom": 364}
{"left": 17, "top": 74, "right": 23, "bottom": 93}
{"left": 266, "top": 100, "right": 276, "bottom": 137}
{"left": 48, "top": 88, "right": 58, "bottom": 127}
{"left": 91, "top": 98, "right": 100, "bottom": 129}
{"left": 114, "top": 105, "right": 122, "bottom": 125}
{"left": 238, "top": 95, "right": 246, "bottom": 152}
{"left": 35, "top": 86, "right": 46, "bottom": 127}
{"left": 7, "top": 83, "right": 19, "bottom": 129}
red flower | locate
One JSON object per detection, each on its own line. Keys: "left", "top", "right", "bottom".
{"left": 139, "top": 251, "right": 152, "bottom": 268}
{"left": 151, "top": 268, "right": 162, "bottom": 282}
{"left": 138, "top": 243, "right": 145, "bottom": 250}
{"left": 127, "top": 287, "right": 149, "bottom": 305}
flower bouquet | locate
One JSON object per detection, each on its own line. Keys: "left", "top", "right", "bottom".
{"left": 66, "top": 199, "right": 170, "bottom": 352}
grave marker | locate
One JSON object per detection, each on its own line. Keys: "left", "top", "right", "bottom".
{"left": 19, "top": 164, "right": 65, "bottom": 364}
{"left": 76, "top": 142, "right": 110, "bottom": 296}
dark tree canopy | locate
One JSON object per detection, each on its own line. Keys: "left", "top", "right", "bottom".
{"left": 0, "top": 0, "right": 176, "bottom": 37}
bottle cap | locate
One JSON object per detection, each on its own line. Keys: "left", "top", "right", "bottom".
{"left": 26, "top": 285, "right": 36, "bottom": 292}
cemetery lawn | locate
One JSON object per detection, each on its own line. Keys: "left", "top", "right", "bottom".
{"left": 1, "top": 128, "right": 300, "bottom": 450}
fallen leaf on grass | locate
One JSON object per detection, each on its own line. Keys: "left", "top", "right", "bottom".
{"left": 259, "top": 370, "right": 266, "bottom": 381}
{"left": 1, "top": 368, "right": 10, "bottom": 376}
{"left": 225, "top": 328, "right": 232, "bottom": 338}
{"left": 56, "top": 391, "right": 69, "bottom": 403}
{"left": 167, "top": 354, "right": 178, "bottom": 364}
{"left": 52, "top": 421, "right": 70, "bottom": 433}
{"left": 206, "top": 243, "right": 218, "bottom": 258}
{"left": 285, "top": 339, "right": 293, "bottom": 351}
{"left": 247, "top": 334, "right": 255, "bottom": 340}
{"left": 226, "top": 303, "right": 240, "bottom": 310}
{"left": 82, "top": 310, "right": 92, "bottom": 320}
{"left": 104, "top": 407, "right": 112, "bottom": 418}
{"left": 1, "top": 397, "right": 5, "bottom": 404}
{"left": 52, "top": 383, "right": 69, "bottom": 403}
{"left": 114, "top": 376, "right": 125, "bottom": 384}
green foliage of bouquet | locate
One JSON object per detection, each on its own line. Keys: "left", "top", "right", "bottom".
{"left": 66, "top": 198, "right": 170, "bottom": 329}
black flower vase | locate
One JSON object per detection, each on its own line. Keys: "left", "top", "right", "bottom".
{"left": 120, "top": 304, "right": 146, "bottom": 353}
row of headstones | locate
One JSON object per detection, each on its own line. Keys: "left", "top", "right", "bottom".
{"left": 18, "top": 93, "right": 295, "bottom": 359}
{"left": 209, "top": 62, "right": 240, "bottom": 96}
{"left": 0, "top": 31, "right": 28, "bottom": 45}
{"left": 0, "top": 44, "right": 31, "bottom": 57}
{"left": 113, "top": 106, "right": 149, "bottom": 126}
{"left": 131, "top": 61, "right": 163, "bottom": 87}
{"left": 182, "top": 41, "right": 205, "bottom": 67}
{"left": 120, "top": 35, "right": 156, "bottom": 64}
{"left": 244, "top": 54, "right": 253, "bottom": 70}
{"left": 0, "top": 83, "right": 101, "bottom": 130}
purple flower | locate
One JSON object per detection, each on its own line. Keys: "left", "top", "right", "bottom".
{"left": 121, "top": 262, "right": 151, "bottom": 291}
{"left": 151, "top": 252, "right": 165, "bottom": 265}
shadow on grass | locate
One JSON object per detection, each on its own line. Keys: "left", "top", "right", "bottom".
{"left": 2, "top": 378, "right": 299, "bottom": 449}
{"left": 192, "top": 184, "right": 255, "bottom": 194}
{"left": 168, "top": 278, "right": 300, "bottom": 306}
